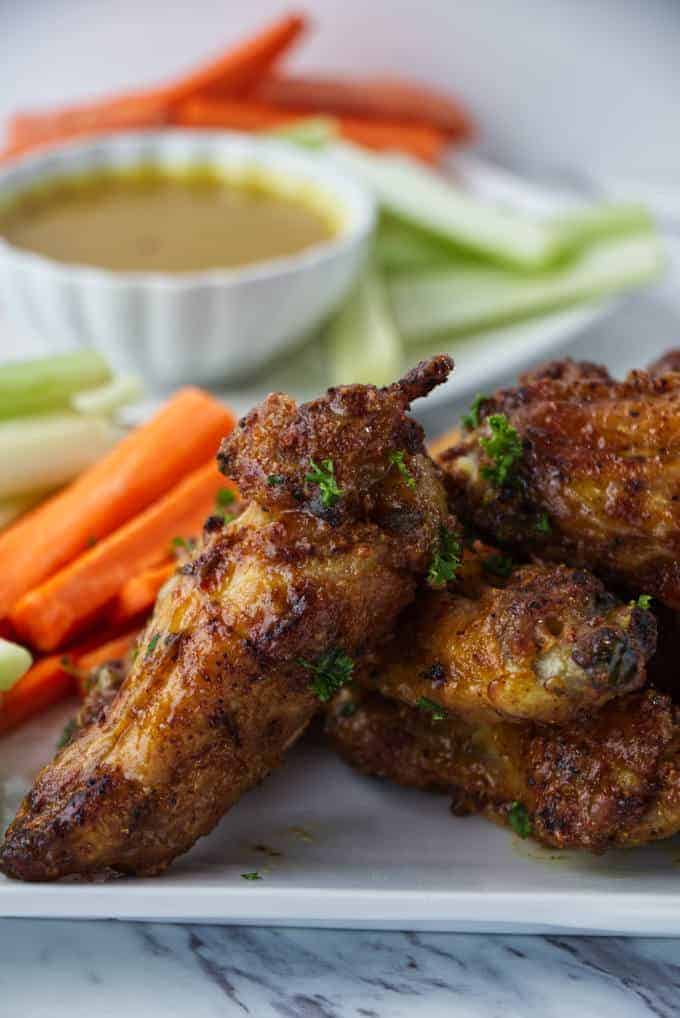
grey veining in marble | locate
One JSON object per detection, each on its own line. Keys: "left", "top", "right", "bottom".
{"left": 1, "top": 920, "right": 679, "bottom": 1018}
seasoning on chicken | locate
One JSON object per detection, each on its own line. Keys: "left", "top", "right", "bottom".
{"left": 0, "top": 356, "right": 454, "bottom": 881}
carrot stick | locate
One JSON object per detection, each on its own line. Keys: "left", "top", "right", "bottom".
{"left": 252, "top": 73, "right": 475, "bottom": 140}
{"left": 108, "top": 560, "right": 176, "bottom": 627}
{"left": 0, "top": 387, "right": 234, "bottom": 620}
{"left": 0, "top": 630, "right": 140, "bottom": 735}
{"left": 173, "top": 98, "right": 447, "bottom": 163}
{"left": 4, "top": 13, "right": 306, "bottom": 157}
{"left": 10, "top": 464, "right": 234, "bottom": 652}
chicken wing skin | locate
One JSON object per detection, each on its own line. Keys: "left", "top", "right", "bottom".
{"left": 327, "top": 686, "right": 680, "bottom": 853}
{"left": 0, "top": 357, "right": 453, "bottom": 882}
{"left": 361, "top": 550, "right": 656, "bottom": 725}
{"left": 439, "top": 361, "right": 680, "bottom": 608}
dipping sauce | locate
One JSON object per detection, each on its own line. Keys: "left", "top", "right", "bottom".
{"left": 0, "top": 166, "right": 338, "bottom": 273}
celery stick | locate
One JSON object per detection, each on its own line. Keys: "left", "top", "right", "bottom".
{"left": 267, "top": 116, "right": 338, "bottom": 149}
{"left": 0, "top": 413, "right": 123, "bottom": 499}
{"left": 333, "top": 143, "right": 553, "bottom": 269}
{"left": 549, "top": 203, "right": 654, "bottom": 257}
{"left": 325, "top": 264, "right": 402, "bottom": 386}
{"left": 0, "top": 638, "right": 33, "bottom": 692}
{"left": 71, "top": 374, "right": 143, "bottom": 416}
{"left": 0, "top": 350, "right": 111, "bottom": 420}
{"left": 0, "top": 490, "right": 53, "bottom": 531}
{"left": 389, "top": 233, "right": 663, "bottom": 341}
{"left": 376, "top": 217, "right": 455, "bottom": 273}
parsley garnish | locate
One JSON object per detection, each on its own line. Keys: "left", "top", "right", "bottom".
{"left": 267, "top": 474, "right": 285, "bottom": 486}
{"left": 428, "top": 526, "right": 462, "bottom": 587}
{"left": 340, "top": 701, "right": 358, "bottom": 718}
{"left": 171, "top": 536, "right": 190, "bottom": 550}
{"left": 388, "top": 450, "right": 416, "bottom": 489}
{"left": 535, "top": 512, "right": 551, "bottom": 535}
{"left": 241, "top": 871, "right": 262, "bottom": 881}
{"left": 145, "top": 633, "right": 160, "bottom": 658}
{"left": 305, "top": 458, "right": 343, "bottom": 508}
{"left": 216, "top": 487, "right": 236, "bottom": 508}
{"left": 483, "top": 553, "right": 514, "bottom": 579}
{"left": 462, "top": 393, "right": 488, "bottom": 431}
{"left": 57, "top": 718, "right": 77, "bottom": 749}
{"left": 634, "top": 594, "right": 653, "bottom": 610}
{"left": 508, "top": 801, "right": 532, "bottom": 839}
{"left": 480, "top": 414, "right": 523, "bottom": 488}
{"left": 299, "top": 648, "right": 354, "bottom": 702}
{"left": 417, "top": 696, "right": 448, "bottom": 721}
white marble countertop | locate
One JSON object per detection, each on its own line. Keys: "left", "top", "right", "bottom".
{"left": 2, "top": 919, "right": 680, "bottom": 1018}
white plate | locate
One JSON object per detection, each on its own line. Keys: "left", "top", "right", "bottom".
{"left": 2, "top": 701, "right": 680, "bottom": 934}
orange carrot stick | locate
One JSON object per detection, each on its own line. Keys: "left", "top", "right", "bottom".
{"left": 5, "top": 13, "right": 306, "bottom": 157}
{"left": 10, "top": 464, "right": 235, "bottom": 652}
{"left": 173, "top": 98, "right": 447, "bottom": 163}
{"left": 0, "top": 630, "right": 140, "bottom": 735}
{"left": 108, "top": 560, "right": 176, "bottom": 627}
{"left": 252, "top": 72, "right": 475, "bottom": 140}
{"left": 0, "top": 388, "right": 234, "bottom": 620}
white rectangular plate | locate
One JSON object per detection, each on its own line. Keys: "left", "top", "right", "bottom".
{"left": 2, "top": 700, "right": 680, "bottom": 934}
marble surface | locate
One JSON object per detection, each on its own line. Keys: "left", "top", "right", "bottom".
{"left": 2, "top": 920, "right": 680, "bottom": 1018}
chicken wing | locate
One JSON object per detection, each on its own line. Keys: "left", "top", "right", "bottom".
{"left": 439, "top": 360, "right": 680, "bottom": 608}
{"left": 327, "top": 686, "right": 680, "bottom": 853}
{"left": 361, "top": 551, "right": 656, "bottom": 725}
{"left": 0, "top": 357, "right": 453, "bottom": 881}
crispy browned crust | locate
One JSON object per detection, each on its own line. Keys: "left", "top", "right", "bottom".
{"left": 439, "top": 364, "right": 680, "bottom": 608}
{"left": 648, "top": 349, "right": 680, "bottom": 377}
{"left": 359, "top": 550, "right": 656, "bottom": 725}
{"left": 327, "top": 687, "right": 680, "bottom": 853}
{"left": 0, "top": 358, "right": 453, "bottom": 882}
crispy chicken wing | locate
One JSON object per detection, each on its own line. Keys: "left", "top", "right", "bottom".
{"left": 439, "top": 361, "right": 680, "bottom": 608}
{"left": 361, "top": 549, "right": 656, "bottom": 725}
{"left": 327, "top": 686, "right": 680, "bottom": 853}
{"left": 0, "top": 357, "right": 453, "bottom": 881}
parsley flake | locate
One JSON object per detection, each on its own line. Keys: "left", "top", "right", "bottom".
{"left": 416, "top": 696, "right": 448, "bottom": 721}
{"left": 305, "top": 458, "right": 343, "bottom": 508}
{"left": 299, "top": 648, "right": 354, "bottom": 702}
{"left": 508, "top": 801, "right": 532, "bottom": 839}
{"left": 388, "top": 450, "right": 416, "bottom": 489}
{"left": 480, "top": 414, "right": 523, "bottom": 488}
{"left": 216, "top": 487, "right": 236, "bottom": 508}
{"left": 57, "top": 718, "right": 77, "bottom": 749}
{"left": 535, "top": 512, "right": 551, "bottom": 535}
{"left": 428, "top": 526, "right": 462, "bottom": 587}
{"left": 483, "top": 553, "right": 515, "bottom": 579}
{"left": 462, "top": 393, "right": 488, "bottom": 431}
{"left": 241, "top": 871, "right": 262, "bottom": 881}
{"left": 340, "top": 701, "right": 358, "bottom": 718}
{"left": 145, "top": 633, "right": 160, "bottom": 658}
{"left": 267, "top": 474, "right": 285, "bottom": 487}
{"left": 634, "top": 594, "right": 653, "bottom": 610}
{"left": 171, "top": 536, "right": 190, "bottom": 550}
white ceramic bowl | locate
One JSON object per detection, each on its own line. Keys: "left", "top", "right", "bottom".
{"left": 0, "top": 131, "right": 375, "bottom": 384}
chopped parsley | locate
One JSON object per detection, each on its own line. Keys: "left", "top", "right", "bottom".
{"left": 340, "top": 701, "right": 358, "bottom": 718}
{"left": 428, "top": 526, "right": 462, "bottom": 587}
{"left": 305, "top": 458, "right": 343, "bottom": 508}
{"left": 388, "top": 450, "right": 416, "bottom": 490}
{"left": 299, "top": 648, "right": 354, "bottom": 702}
{"left": 480, "top": 414, "right": 523, "bottom": 488}
{"left": 634, "top": 594, "right": 653, "bottom": 610}
{"left": 483, "top": 553, "right": 515, "bottom": 579}
{"left": 57, "top": 718, "right": 77, "bottom": 749}
{"left": 535, "top": 512, "right": 552, "bottom": 535}
{"left": 462, "top": 393, "right": 488, "bottom": 431}
{"left": 216, "top": 487, "right": 236, "bottom": 508}
{"left": 171, "top": 535, "right": 191, "bottom": 550}
{"left": 508, "top": 801, "right": 532, "bottom": 839}
{"left": 267, "top": 474, "right": 285, "bottom": 487}
{"left": 241, "top": 871, "right": 262, "bottom": 881}
{"left": 145, "top": 633, "right": 160, "bottom": 658}
{"left": 416, "top": 696, "right": 448, "bottom": 721}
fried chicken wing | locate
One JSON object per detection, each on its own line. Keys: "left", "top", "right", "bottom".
{"left": 0, "top": 357, "right": 453, "bottom": 882}
{"left": 361, "top": 552, "right": 656, "bottom": 725}
{"left": 648, "top": 348, "right": 680, "bottom": 377}
{"left": 439, "top": 361, "right": 680, "bottom": 608}
{"left": 327, "top": 686, "right": 680, "bottom": 853}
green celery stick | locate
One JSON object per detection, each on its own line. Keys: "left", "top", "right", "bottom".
{"left": 0, "top": 638, "right": 33, "bottom": 692}
{"left": 0, "top": 350, "right": 111, "bottom": 420}
{"left": 325, "top": 262, "right": 402, "bottom": 386}
{"left": 71, "top": 374, "right": 143, "bottom": 416}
